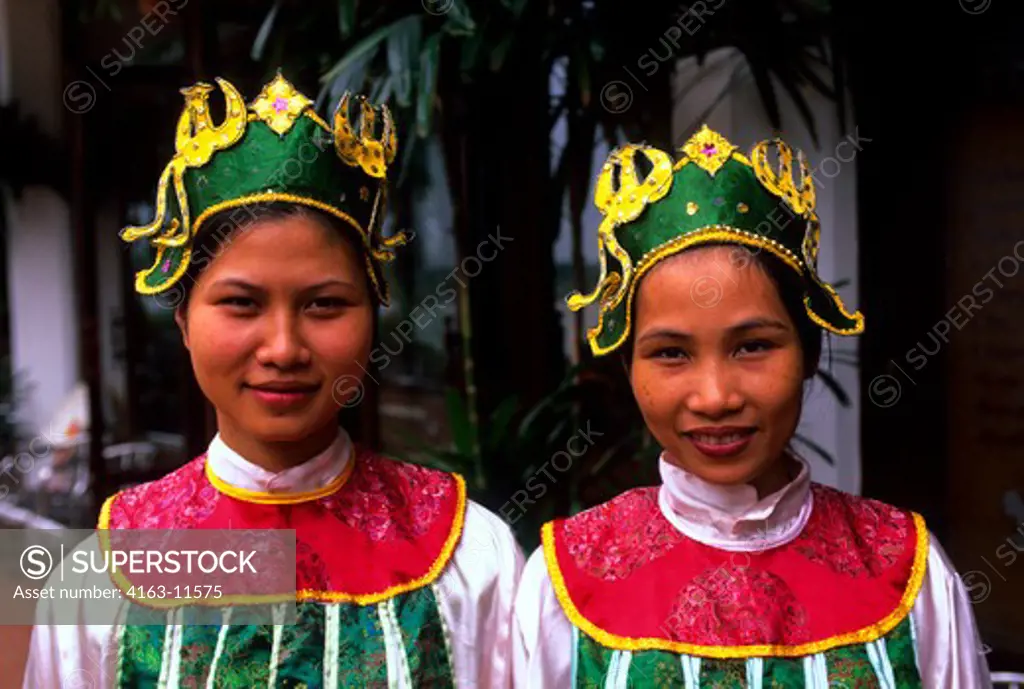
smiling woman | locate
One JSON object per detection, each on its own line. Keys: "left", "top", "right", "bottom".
{"left": 174, "top": 204, "right": 375, "bottom": 470}
{"left": 512, "top": 126, "right": 991, "bottom": 687}
{"left": 22, "top": 74, "right": 523, "bottom": 689}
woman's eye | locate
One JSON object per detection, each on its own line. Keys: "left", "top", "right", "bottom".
{"left": 217, "top": 296, "right": 256, "bottom": 309}
{"left": 737, "top": 340, "right": 775, "bottom": 356}
{"left": 307, "top": 297, "right": 348, "bottom": 312}
{"left": 652, "top": 347, "right": 688, "bottom": 360}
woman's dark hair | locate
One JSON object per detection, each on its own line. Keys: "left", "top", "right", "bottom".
{"left": 175, "top": 201, "right": 372, "bottom": 312}
{"left": 621, "top": 244, "right": 825, "bottom": 379}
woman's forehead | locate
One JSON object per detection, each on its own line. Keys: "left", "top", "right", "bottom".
{"left": 196, "top": 216, "right": 366, "bottom": 286}
{"left": 636, "top": 248, "right": 788, "bottom": 327}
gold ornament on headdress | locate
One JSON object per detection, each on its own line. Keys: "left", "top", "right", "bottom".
{"left": 750, "top": 138, "right": 816, "bottom": 216}
{"left": 120, "top": 78, "right": 247, "bottom": 248}
{"left": 566, "top": 144, "right": 674, "bottom": 312}
{"left": 331, "top": 92, "right": 406, "bottom": 262}
{"left": 333, "top": 93, "right": 397, "bottom": 180}
{"left": 251, "top": 73, "right": 314, "bottom": 135}
{"left": 677, "top": 124, "right": 738, "bottom": 175}
{"left": 751, "top": 137, "right": 822, "bottom": 277}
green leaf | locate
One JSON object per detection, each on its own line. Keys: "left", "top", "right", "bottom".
{"left": 792, "top": 433, "right": 835, "bottom": 465}
{"left": 320, "top": 16, "right": 414, "bottom": 85}
{"left": 338, "top": 0, "right": 359, "bottom": 39}
{"left": 485, "top": 395, "right": 520, "bottom": 454}
{"left": 747, "top": 60, "right": 781, "bottom": 132}
{"left": 417, "top": 33, "right": 441, "bottom": 137}
{"left": 773, "top": 63, "right": 819, "bottom": 146}
{"left": 814, "top": 367, "right": 851, "bottom": 407}
{"left": 395, "top": 124, "right": 421, "bottom": 187}
{"left": 573, "top": 42, "right": 591, "bottom": 107}
{"left": 369, "top": 73, "right": 395, "bottom": 105}
{"left": 490, "top": 30, "right": 515, "bottom": 72}
{"left": 441, "top": 0, "right": 476, "bottom": 36}
{"left": 443, "top": 388, "right": 477, "bottom": 458}
{"left": 500, "top": 0, "right": 529, "bottom": 18}
{"left": 459, "top": 18, "right": 488, "bottom": 73}
{"left": 386, "top": 15, "right": 423, "bottom": 108}
{"left": 680, "top": 61, "right": 747, "bottom": 137}
{"left": 251, "top": 0, "right": 282, "bottom": 62}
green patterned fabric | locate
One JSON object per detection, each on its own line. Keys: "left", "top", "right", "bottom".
{"left": 566, "top": 124, "right": 863, "bottom": 356}
{"left": 824, "top": 641, "right": 879, "bottom": 688}
{"left": 272, "top": 600, "right": 326, "bottom": 687}
{"left": 394, "top": 587, "right": 455, "bottom": 685}
{"left": 573, "top": 617, "right": 922, "bottom": 688}
{"left": 336, "top": 596, "right": 389, "bottom": 688}
{"left": 698, "top": 657, "right": 748, "bottom": 688}
{"left": 210, "top": 622, "right": 275, "bottom": 686}
{"left": 177, "top": 623, "right": 221, "bottom": 687}
{"left": 630, "top": 649, "right": 687, "bottom": 687}
{"left": 116, "top": 587, "right": 455, "bottom": 688}
{"left": 119, "top": 73, "right": 407, "bottom": 303}
{"left": 117, "top": 622, "right": 165, "bottom": 688}
{"left": 763, "top": 656, "right": 808, "bottom": 688}
{"left": 576, "top": 629, "right": 615, "bottom": 689}
{"left": 885, "top": 616, "right": 921, "bottom": 689}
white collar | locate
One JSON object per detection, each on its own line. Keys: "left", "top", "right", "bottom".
{"left": 657, "top": 451, "right": 813, "bottom": 552}
{"left": 205, "top": 427, "right": 352, "bottom": 494}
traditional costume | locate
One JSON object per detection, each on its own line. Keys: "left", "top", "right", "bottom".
{"left": 511, "top": 127, "right": 991, "bottom": 687}
{"left": 23, "top": 74, "right": 523, "bottom": 688}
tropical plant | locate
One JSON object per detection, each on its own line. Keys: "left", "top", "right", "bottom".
{"left": 405, "top": 360, "right": 661, "bottom": 550}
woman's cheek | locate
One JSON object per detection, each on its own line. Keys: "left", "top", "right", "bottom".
{"left": 191, "top": 313, "right": 256, "bottom": 370}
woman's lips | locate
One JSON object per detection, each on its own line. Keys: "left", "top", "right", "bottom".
{"left": 246, "top": 385, "right": 319, "bottom": 409}
{"left": 684, "top": 428, "right": 756, "bottom": 458}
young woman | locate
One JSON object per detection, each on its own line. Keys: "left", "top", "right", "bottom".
{"left": 23, "top": 74, "right": 523, "bottom": 688}
{"left": 512, "top": 126, "right": 991, "bottom": 687}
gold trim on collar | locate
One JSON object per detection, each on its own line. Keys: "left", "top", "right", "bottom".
{"left": 204, "top": 447, "right": 355, "bottom": 505}
{"left": 541, "top": 511, "right": 930, "bottom": 658}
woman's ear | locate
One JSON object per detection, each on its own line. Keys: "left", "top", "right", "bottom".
{"left": 174, "top": 305, "right": 190, "bottom": 351}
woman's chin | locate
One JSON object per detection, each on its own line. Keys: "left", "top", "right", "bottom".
{"left": 670, "top": 448, "right": 767, "bottom": 486}
{"left": 245, "top": 418, "right": 320, "bottom": 445}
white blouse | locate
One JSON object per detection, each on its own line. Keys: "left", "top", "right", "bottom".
{"left": 512, "top": 454, "right": 993, "bottom": 688}
{"left": 22, "top": 428, "right": 525, "bottom": 689}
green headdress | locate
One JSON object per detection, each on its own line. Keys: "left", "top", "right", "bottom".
{"left": 120, "top": 73, "right": 408, "bottom": 303}
{"left": 567, "top": 124, "right": 864, "bottom": 356}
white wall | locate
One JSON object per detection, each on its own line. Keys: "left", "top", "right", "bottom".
{"left": 1, "top": 0, "right": 81, "bottom": 438}
{"left": 670, "top": 48, "right": 862, "bottom": 493}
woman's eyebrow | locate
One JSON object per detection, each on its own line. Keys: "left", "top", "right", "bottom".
{"left": 636, "top": 318, "right": 790, "bottom": 344}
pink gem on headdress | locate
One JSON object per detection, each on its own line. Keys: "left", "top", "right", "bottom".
{"left": 162, "top": 259, "right": 171, "bottom": 271}
{"left": 273, "top": 97, "right": 289, "bottom": 113}
{"left": 701, "top": 143, "right": 718, "bottom": 157}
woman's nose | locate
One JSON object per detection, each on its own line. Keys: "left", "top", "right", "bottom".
{"left": 254, "top": 312, "right": 311, "bottom": 369}
{"left": 685, "top": 362, "right": 743, "bottom": 418}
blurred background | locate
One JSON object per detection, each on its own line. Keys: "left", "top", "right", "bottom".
{"left": 0, "top": 0, "right": 1022, "bottom": 680}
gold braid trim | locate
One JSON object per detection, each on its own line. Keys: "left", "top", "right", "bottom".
{"left": 585, "top": 226, "right": 806, "bottom": 356}
{"left": 97, "top": 466, "right": 468, "bottom": 608}
{"left": 804, "top": 282, "right": 866, "bottom": 335}
{"left": 187, "top": 192, "right": 388, "bottom": 305}
{"left": 205, "top": 455, "right": 354, "bottom": 506}
{"left": 541, "top": 511, "right": 930, "bottom": 658}
{"left": 672, "top": 150, "right": 754, "bottom": 172}
{"left": 295, "top": 472, "right": 466, "bottom": 606}
{"left": 133, "top": 245, "right": 192, "bottom": 295}
{"left": 96, "top": 489, "right": 294, "bottom": 608}
{"left": 244, "top": 109, "right": 331, "bottom": 133}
